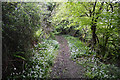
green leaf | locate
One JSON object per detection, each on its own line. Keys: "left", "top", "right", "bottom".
{"left": 14, "top": 55, "right": 25, "bottom": 60}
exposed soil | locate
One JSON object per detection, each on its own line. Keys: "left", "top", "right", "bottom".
{"left": 50, "top": 35, "right": 85, "bottom": 78}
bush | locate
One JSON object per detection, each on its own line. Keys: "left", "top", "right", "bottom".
{"left": 2, "top": 2, "right": 47, "bottom": 79}
{"left": 22, "top": 39, "right": 59, "bottom": 78}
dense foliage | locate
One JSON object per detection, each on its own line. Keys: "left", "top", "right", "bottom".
{"left": 2, "top": 1, "right": 120, "bottom": 79}
{"left": 2, "top": 2, "right": 55, "bottom": 79}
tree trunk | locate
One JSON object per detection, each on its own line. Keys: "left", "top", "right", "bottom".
{"left": 90, "top": 1, "right": 104, "bottom": 50}
{"left": 91, "top": 22, "right": 97, "bottom": 49}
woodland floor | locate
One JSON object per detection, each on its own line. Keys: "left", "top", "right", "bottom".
{"left": 50, "top": 35, "right": 85, "bottom": 78}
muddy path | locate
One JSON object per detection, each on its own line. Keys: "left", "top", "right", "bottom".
{"left": 50, "top": 35, "right": 85, "bottom": 78}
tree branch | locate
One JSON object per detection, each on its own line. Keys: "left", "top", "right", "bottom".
{"left": 105, "top": 2, "right": 113, "bottom": 12}
{"left": 92, "top": 0, "right": 97, "bottom": 16}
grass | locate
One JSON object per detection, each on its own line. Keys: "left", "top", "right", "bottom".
{"left": 64, "top": 35, "right": 90, "bottom": 60}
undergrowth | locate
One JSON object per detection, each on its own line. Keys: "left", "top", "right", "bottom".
{"left": 65, "top": 35, "right": 120, "bottom": 79}
{"left": 8, "top": 39, "right": 59, "bottom": 79}
{"left": 64, "top": 35, "right": 89, "bottom": 59}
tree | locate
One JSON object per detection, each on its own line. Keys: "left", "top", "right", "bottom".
{"left": 2, "top": 2, "right": 50, "bottom": 78}
{"left": 52, "top": 1, "right": 120, "bottom": 62}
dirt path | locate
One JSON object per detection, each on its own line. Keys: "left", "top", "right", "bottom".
{"left": 50, "top": 35, "right": 85, "bottom": 78}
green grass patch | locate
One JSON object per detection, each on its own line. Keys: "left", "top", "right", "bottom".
{"left": 64, "top": 35, "right": 90, "bottom": 60}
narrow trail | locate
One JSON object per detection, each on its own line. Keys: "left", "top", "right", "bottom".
{"left": 50, "top": 35, "right": 85, "bottom": 78}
